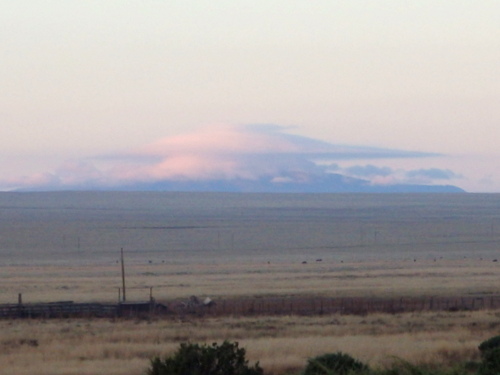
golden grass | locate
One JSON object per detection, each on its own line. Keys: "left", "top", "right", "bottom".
{"left": 1, "top": 258, "right": 499, "bottom": 304}
{"left": 1, "top": 257, "right": 500, "bottom": 374}
{"left": 1, "top": 310, "right": 497, "bottom": 375}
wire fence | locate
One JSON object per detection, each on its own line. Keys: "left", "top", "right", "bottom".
{"left": 2, "top": 295, "right": 500, "bottom": 319}
{"left": 175, "top": 295, "right": 500, "bottom": 317}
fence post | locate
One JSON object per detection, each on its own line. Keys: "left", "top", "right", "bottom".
{"left": 17, "top": 293, "right": 23, "bottom": 318}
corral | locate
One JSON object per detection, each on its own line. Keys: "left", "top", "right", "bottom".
{"left": 0, "top": 300, "right": 169, "bottom": 319}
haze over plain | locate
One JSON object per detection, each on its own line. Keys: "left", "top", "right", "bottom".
{"left": 1, "top": 2, "right": 498, "bottom": 192}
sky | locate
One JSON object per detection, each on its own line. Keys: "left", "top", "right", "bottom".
{"left": 1, "top": 1, "right": 499, "bottom": 192}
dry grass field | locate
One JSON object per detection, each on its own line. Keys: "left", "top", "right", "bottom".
{"left": 0, "top": 309, "right": 497, "bottom": 375}
{"left": 1, "top": 258, "right": 500, "bottom": 375}
{"left": 1, "top": 192, "right": 500, "bottom": 374}
{"left": 1, "top": 258, "right": 500, "bottom": 304}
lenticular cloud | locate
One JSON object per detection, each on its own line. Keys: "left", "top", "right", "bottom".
{"left": 1, "top": 124, "right": 440, "bottom": 191}
{"left": 113, "top": 124, "right": 324, "bottom": 183}
{"left": 102, "top": 124, "right": 427, "bottom": 186}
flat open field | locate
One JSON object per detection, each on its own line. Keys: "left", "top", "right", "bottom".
{"left": 1, "top": 192, "right": 500, "bottom": 374}
{"left": 2, "top": 258, "right": 500, "bottom": 305}
{"left": 1, "top": 192, "right": 500, "bottom": 303}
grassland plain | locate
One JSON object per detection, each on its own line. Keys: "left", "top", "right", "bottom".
{"left": 1, "top": 192, "right": 500, "bottom": 267}
{"left": 1, "top": 259, "right": 500, "bottom": 304}
{"left": 1, "top": 192, "right": 500, "bottom": 374}
{"left": 0, "top": 310, "right": 497, "bottom": 375}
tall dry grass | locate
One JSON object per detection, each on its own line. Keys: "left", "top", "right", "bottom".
{"left": 1, "top": 310, "right": 496, "bottom": 375}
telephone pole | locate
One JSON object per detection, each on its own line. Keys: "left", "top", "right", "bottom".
{"left": 121, "top": 248, "right": 126, "bottom": 302}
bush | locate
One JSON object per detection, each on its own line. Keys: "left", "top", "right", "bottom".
{"left": 303, "top": 352, "right": 368, "bottom": 375}
{"left": 479, "top": 336, "right": 500, "bottom": 358}
{"left": 479, "top": 347, "right": 500, "bottom": 375}
{"left": 147, "top": 341, "right": 263, "bottom": 375}
{"left": 371, "top": 359, "right": 472, "bottom": 375}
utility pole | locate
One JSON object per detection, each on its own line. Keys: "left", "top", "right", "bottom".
{"left": 121, "top": 248, "right": 126, "bottom": 302}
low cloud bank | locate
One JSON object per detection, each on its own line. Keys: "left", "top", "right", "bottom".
{"left": 341, "top": 164, "right": 462, "bottom": 186}
{"left": 2, "top": 124, "right": 464, "bottom": 192}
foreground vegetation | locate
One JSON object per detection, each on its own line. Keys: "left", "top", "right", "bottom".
{"left": 148, "top": 337, "right": 500, "bottom": 375}
{"left": 1, "top": 310, "right": 499, "bottom": 375}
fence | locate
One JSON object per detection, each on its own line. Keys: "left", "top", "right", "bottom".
{"left": 183, "top": 295, "right": 500, "bottom": 317}
{"left": 0, "top": 301, "right": 117, "bottom": 319}
{"left": 2, "top": 295, "right": 500, "bottom": 319}
{"left": 0, "top": 300, "right": 167, "bottom": 319}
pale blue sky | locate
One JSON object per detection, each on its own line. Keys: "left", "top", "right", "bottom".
{"left": 1, "top": 1, "right": 499, "bottom": 191}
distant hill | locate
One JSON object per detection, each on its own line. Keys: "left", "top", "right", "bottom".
{"left": 80, "top": 173, "right": 465, "bottom": 193}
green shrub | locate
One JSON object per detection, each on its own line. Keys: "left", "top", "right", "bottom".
{"left": 147, "top": 341, "right": 263, "bottom": 375}
{"left": 371, "top": 359, "right": 471, "bottom": 375}
{"left": 479, "top": 336, "right": 500, "bottom": 358}
{"left": 303, "top": 352, "right": 368, "bottom": 375}
{"left": 479, "top": 347, "right": 500, "bottom": 375}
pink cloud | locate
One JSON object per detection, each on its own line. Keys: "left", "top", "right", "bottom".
{"left": 111, "top": 154, "right": 245, "bottom": 182}
{"left": 104, "top": 125, "right": 323, "bottom": 183}
{"left": 4, "top": 172, "right": 59, "bottom": 187}
{"left": 0, "top": 124, "right": 444, "bottom": 191}
{"left": 136, "top": 124, "right": 301, "bottom": 157}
